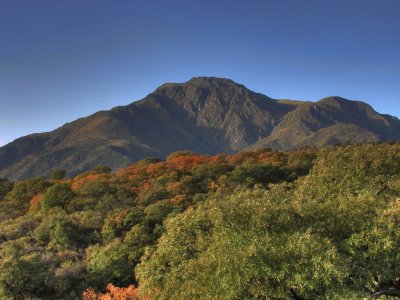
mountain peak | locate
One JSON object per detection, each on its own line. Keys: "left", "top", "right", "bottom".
{"left": 318, "top": 96, "right": 348, "bottom": 103}
{"left": 317, "top": 96, "right": 377, "bottom": 113}
{"left": 1, "top": 78, "right": 399, "bottom": 180}
{"left": 152, "top": 76, "right": 256, "bottom": 110}
{"left": 187, "top": 76, "right": 243, "bottom": 87}
{"left": 157, "top": 76, "right": 246, "bottom": 92}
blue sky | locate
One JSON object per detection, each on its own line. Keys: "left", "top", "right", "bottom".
{"left": 1, "top": 0, "right": 399, "bottom": 146}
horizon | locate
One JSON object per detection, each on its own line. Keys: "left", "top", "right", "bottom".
{"left": 1, "top": 0, "right": 400, "bottom": 146}
{"left": 1, "top": 75, "right": 399, "bottom": 147}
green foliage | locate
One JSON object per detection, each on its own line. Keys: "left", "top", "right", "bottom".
{"left": 143, "top": 200, "right": 182, "bottom": 228}
{"left": 137, "top": 143, "right": 400, "bottom": 299}
{"left": 79, "top": 179, "right": 116, "bottom": 198}
{"left": 41, "top": 183, "right": 75, "bottom": 212}
{"left": 6, "top": 177, "right": 50, "bottom": 203}
{"left": 50, "top": 169, "right": 67, "bottom": 180}
{"left": 0, "top": 215, "right": 39, "bottom": 241}
{"left": 344, "top": 200, "right": 400, "bottom": 295}
{"left": 0, "top": 177, "right": 50, "bottom": 221}
{"left": 0, "top": 239, "right": 48, "bottom": 299}
{"left": 229, "top": 162, "right": 288, "bottom": 187}
{"left": 50, "top": 220, "right": 81, "bottom": 248}
{"left": 87, "top": 221, "right": 156, "bottom": 290}
{"left": 166, "top": 150, "right": 196, "bottom": 161}
{"left": 33, "top": 214, "right": 86, "bottom": 249}
{"left": 86, "top": 239, "right": 135, "bottom": 289}
{"left": 0, "top": 178, "right": 13, "bottom": 200}
{"left": 3, "top": 144, "right": 400, "bottom": 298}
{"left": 90, "top": 165, "right": 112, "bottom": 174}
{"left": 135, "top": 157, "right": 162, "bottom": 166}
{"left": 136, "top": 188, "right": 352, "bottom": 299}
{"left": 136, "top": 185, "right": 170, "bottom": 206}
{"left": 101, "top": 207, "right": 145, "bottom": 241}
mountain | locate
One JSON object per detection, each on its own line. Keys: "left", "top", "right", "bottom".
{"left": 255, "top": 97, "right": 400, "bottom": 150}
{"left": 1, "top": 77, "right": 399, "bottom": 180}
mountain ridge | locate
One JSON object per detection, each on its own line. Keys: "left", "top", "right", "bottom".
{"left": 1, "top": 77, "right": 399, "bottom": 180}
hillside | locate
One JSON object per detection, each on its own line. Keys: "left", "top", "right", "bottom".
{"left": 0, "top": 144, "right": 399, "bottom": 299}
{"left": 0, "top": 77, "right": 399, "bottom": 180}
{"left": 254, "top": 96, "right": 400, "bottom": 150}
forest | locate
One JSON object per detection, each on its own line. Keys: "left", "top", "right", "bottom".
{"left": 0, "top": 143, "right": 399, "bottom": 299}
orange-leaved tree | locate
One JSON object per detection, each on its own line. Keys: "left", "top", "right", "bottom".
{"left": 83, "top": 284, "right": 145, "bottom": 300}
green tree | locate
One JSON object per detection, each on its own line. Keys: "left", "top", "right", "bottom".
{"left": 0, "top": 178, "right": 13, "bottom": 200}
{"left": 86, "top": 239, "right": 134, "bottom": 290}
{"left": 137, "top": 187, "right": 348, "bottom": 299}
{"left": 41, "top": 183, "right": 75, "bottom": 212}
{"left": 50, "top": 169, "right": 67, "bottom": 180}
{"left": 0, "top": 239, "right": 48, "bottom": 299}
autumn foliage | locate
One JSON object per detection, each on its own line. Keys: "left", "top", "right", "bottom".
{"left": 29, "top": 193, "right": 43, "bottom": 212}
{"left": 83, "top": 284, "right": 142, "bottom": 300}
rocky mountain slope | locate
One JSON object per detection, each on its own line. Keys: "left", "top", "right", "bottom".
{"left": 1, "top": 77, "right": 399, "bottom": 179}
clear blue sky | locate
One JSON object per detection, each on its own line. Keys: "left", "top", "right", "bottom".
{"left": 1, "top": 0, "right": 399, "bottom": 146}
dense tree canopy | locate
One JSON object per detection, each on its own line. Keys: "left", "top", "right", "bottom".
{"left": 0, "top": 144, "right": 399, "bottom": 299}
{"left": 137, "top": 144, "right": 400, "bottom": 299}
